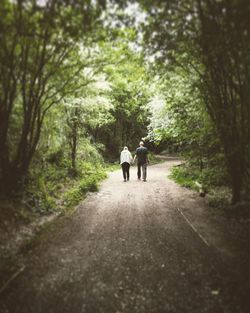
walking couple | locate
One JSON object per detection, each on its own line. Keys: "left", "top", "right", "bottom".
{"left": 120, "top": 141, "right": 149, "bottom": 182}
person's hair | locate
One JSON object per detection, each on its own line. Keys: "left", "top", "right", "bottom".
{"left": 139, "top": 141, "right": 144, "bottom": 146}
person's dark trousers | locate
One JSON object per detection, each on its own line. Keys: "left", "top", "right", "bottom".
{"left": 121, "top": 162, "right": 130, "bottom": 180}
{"left": 137, "top": 163, "right": 147, "bottom": 180}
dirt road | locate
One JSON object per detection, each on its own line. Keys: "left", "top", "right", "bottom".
{"left": 0, "top": 158, "right": 249, "bottom": 313}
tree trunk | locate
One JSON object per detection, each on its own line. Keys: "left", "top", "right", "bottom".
{"left": 231, "top": 178, "right": 242, "bottom": 205}
{"left": 223, "top": 138, "right": 244, "bottom": 204}
{"left": 70, "top": 111, "right": 78, "bottom": 174}
{"left": 228, "top": 155, "right": 243, "bottom": 205}
{"left": 71, "top": 136, "right": 77, "bottom": 172}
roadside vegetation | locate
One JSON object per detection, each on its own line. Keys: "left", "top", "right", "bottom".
{"left": 0, "top": 0, "right": 249, "bottom": 226}
{"left": 143, "top": 0, "right": 250, "bottom": 211}
{"left": 0, "top": 1, "right": 153, "bottom": 222}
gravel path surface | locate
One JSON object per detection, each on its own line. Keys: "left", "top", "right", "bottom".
{"left": 0, "top": 158, "right": 249, "bottom": 313}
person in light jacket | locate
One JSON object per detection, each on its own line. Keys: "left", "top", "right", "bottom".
{"left": 120, "top": 146, "right": 133, "bottom": 182}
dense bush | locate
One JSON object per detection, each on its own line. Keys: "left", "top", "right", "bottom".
{"left": 64, "top": 166, "right": 107, "bottom": 208}
{"left": 170, "top": 163, "right": 232, "bottom": 210}
{"left": 169, "top": 165, "right": 197, "bottom": 189}
{"left": 23, "top": 140, "right": 108, "bottom": 214}
{"left": 170, "top": 163, "right": 229, "bottom": 193}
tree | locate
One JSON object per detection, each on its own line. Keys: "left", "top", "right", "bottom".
{"left": 136, "top": 0, "right": 250, "bottom": 204}
{"left": 96, "top": 38, "right": 152, "bottom": 157}
{"left": 196, "top": 0, "right": 250, "bottom": 203}
{"left": 148, "top": 68, "right": 227, "bottom": 182}
{"left": 63, "top": 77, "right": 113, "bottom": 174}
{"left": 0, "top": 0, "right": 105, "bottom": 193}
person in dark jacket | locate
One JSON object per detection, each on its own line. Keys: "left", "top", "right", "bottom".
{"left": 133, "top": 141, "right": 149, "bottom": 181}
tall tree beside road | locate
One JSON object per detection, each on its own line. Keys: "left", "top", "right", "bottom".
{"left": 137, "top": 0, "right": 250, "bottom": 204}
{"left": 0, "top": 0, "right": 104, "bottom": 192}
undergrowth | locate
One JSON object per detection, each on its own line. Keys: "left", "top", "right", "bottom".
{"left": 24, "top": 157, "right": 110, "bottom": 215}
{"left": 169, "top": 165, "right": 197, "bottom": 189}
{"left": 169, "top": 163, "right": 232, "bottom": 209}
{"left": 63, "top": 164, "right": 107, "bottom": 208}
{"left": 11, "top": 151, "right": 166, "bottom": 216}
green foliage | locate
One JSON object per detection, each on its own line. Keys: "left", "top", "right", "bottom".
{"left": 94, "top": 40, "right": 153, "bottom": 157}
{"left": 25, "top": 175, "right": 58, "bottom": 214}
{"left": 140, "top": 0, "right": 250, "bottom": 204}
{"left": 169, "top": 166, "right": 197, "bottom": 189}
{"left": 0, "top": 0, "right": 107, "bottom": 193}
{"left": 148, "top": 69, "right": 214, "bottom": 154}
{"left": 2, "top": 0, "right": 248, "bottom": 220}
{"left": 170, "top": 162, "right": 229, "bottom": 191}
{"left": 199, "top": 166, "right": 229, "bottom": 189}
{"left": 23, "top": 137, "right": 108, "bottom": 213}
{"left": 63, "top": 164, "right": 107, "bottom": 208}
{"left": 46, "top": 149, "right": 65, "bottom": 166}
{"left": 148, "top": 66, "right": 235, "bottom": 204}
{"left": 169, "top": 163, "right": 233, "bottom": 210}
{"left": 5, "top": 28, "right": 156, "bottom": 212}
{"left": 24, "top": 159, "right": 107, "bottom": 214}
